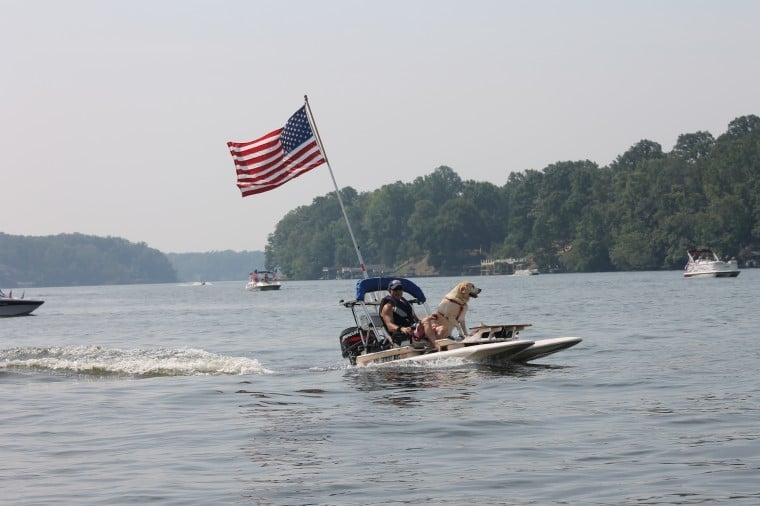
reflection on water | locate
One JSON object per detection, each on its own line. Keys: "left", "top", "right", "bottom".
{"left": 343, "top": 360, "right": 558, "bottom": 394}
{"left": 340, "top": 362, "right": 554, "bottom": 409}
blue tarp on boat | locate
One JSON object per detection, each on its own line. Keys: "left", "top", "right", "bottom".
{"left": 354, "top": 277, "right": 426, "bottom": 303}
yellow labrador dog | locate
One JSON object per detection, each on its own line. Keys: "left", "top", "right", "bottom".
{"left": 428, "top": 281, "right": 481, "bottom": 339}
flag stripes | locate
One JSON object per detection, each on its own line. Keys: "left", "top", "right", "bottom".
{"left": 227, "top": 106, "right": 325, "bottom": 197}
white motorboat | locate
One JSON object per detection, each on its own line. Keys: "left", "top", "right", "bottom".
{"left": 339, "top": 277, "right": 581, "bottom": 366}
{"left": 513, "top": 268, "right": 539, "bottom": 276}
{"left": 0, "top": 289, "right": 44, "bottom": 317}
{"left": 684, "top": 248, "right": 740, "bottom": 278}
{"left": 245, "top": 270, "right": 282, "bottom": 291}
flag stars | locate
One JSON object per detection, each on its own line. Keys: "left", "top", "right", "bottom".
{"left": 281, "top": 107, "right": 313, "bottom": 154}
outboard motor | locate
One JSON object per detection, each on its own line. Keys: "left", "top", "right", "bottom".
{"left": 339, "top": 326, "right": 387, "bottom": 365}
{"left": 339, "top": 326, "right": 364, "bottom": 364}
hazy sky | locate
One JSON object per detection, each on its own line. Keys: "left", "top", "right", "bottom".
{"left": 3, "top": 1, "right": 758, "bottom": 253}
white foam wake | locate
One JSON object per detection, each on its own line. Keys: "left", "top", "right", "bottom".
{"left": 0, "top": 346, "right": 271, "bottom": 377}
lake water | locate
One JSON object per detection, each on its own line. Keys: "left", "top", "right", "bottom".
{"left": 2, "top": 271, "right": 759, "bottom": 505}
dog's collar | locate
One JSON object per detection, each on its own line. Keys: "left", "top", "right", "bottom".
{"left": 445, "top": 296, "right": 465, "bottom": 307}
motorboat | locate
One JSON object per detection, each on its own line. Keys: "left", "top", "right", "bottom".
{"left": 338, "top": 277, "right": 581, "bottom": 366}
{"left": 513, "top": 268, "right": 539, "bottom": 276}
{"left": 0, "top": 289, "right": 44, "bottom": 316}
{"left": 684, "top": 248, "right": 740, "bottom": 278}
{"left": 245, "top": 270, "right": 282, "bottom": 291}
{"left": 246, "top": 278, "right": 282, "bottom": 291}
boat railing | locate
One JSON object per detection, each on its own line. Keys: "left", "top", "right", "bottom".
{"left": 359, "top": 312, "right": 385, "bottom": 332}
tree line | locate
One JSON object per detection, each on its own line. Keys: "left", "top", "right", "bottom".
{"left": 266, "top": 115, "right": 760, "bottom": 279}
{"left": 0, "top": 233, "right": 177, "bottom": 287}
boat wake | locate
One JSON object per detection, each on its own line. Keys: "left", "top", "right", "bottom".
{"left": 0, "top": 346, "right": 271, "bottom": 378}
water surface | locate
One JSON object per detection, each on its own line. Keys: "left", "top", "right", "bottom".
{"left": 2, "top": 271, "right": 759, "bottom": 504}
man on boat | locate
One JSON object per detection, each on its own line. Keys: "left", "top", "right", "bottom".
{"left": 379, "top": 279, "right": 440, "bottom": 351}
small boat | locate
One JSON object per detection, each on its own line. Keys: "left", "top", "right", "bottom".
{"left": 513, "top": 268, "right": 539, "bottom": 276}
{"left": 338, "top": 277, "right": 581, "bottom": 366}
{"left": 0, "top": 289, "right": 44, "bottom": 317}
{"left": 684, "top": 248, "right": 740, "bottom": 278}
{"left": 245, "top": 270, "right": 282, "bottom": 291}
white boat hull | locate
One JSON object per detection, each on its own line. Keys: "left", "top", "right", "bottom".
{"left": 245, "top": 281, "right": 282, "bottom": 291}
{"left": 683, "top": 270, "right": 740, "bottom": 278}
{"left": 353, "top": 335, "right": 582, "bottom": 367}
{"left": 355, "top": 339, "right": 535, "bottom": 366}
{"left": 0, "top": 299, "right": 44, "bottom": 316}
{"left": 509, "top": 336, "right": 583, "bottom": 362}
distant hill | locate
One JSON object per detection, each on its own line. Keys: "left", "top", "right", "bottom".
{"left": 0, "top": 232, "right": 177, "bottom": 287}
{"left": 166, "top": 250, "right": 265, "bottom": 282}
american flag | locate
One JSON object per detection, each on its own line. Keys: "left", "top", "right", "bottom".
{"left": 227, "top": 106, "right": 326, "bottom": 197}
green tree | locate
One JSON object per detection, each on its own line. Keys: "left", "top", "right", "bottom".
{"left": 264, "top": 114, "right": 760, "bottom": 277}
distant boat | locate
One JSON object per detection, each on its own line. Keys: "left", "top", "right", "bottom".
{"left": 513, "top": 268, "right": 539, "bottom": 276}
{"left": 684, "top": 248, "right": 740, "bottom": 278}
{"left": 246, "top": 270, "right": 282, "bottom": 291}
{"left": 0, "top": 289, "right": 44, "bottom": 317}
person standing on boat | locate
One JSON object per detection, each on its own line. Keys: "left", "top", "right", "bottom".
{"left": 379, "top": 279, "right": 440, "bottom": 351}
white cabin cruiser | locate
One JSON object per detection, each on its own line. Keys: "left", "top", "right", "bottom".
{"left": 0, "top": 289, "right": 44, "bottom": 317}
{"left": 339, "top": 277, "right": 581, "bottom": 366}
{"left": 684, "top": 248, "right": 740, "bottom": 278}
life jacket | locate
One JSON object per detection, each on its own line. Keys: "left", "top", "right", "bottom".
{"left": 379, "top": 295, "right": 417, "bottom": 330}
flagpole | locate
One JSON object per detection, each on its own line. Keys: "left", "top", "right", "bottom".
{"left": 304, "top": 95, "right": 369, "bottom": 280}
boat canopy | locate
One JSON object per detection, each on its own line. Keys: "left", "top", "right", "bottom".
{"left": 355, "top": 277, "right": 426, "bottom": 303}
